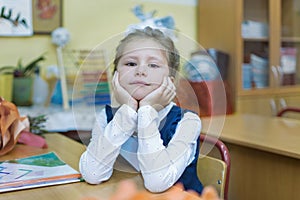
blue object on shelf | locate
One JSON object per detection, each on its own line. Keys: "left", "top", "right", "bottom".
{"left": 51, "top": 80, "right": 63, "bottom": 105}
{"left": 243, "top": 64, "right": 252, "bottom": 89}
{"left": 250, "top": 54, "right": 269, "bottom": 88}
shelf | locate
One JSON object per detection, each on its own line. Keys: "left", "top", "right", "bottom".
{"left": 238, "top": 85, "right": 300, "bottom": 97}
{"left": 281, "top": 37, "right": 300, "bottom": 43}
{"left": 243, "top": 37, "right": 300, "bottom": 43}
{"left": 243, "top": 37, "right": 269, "bottom": 42}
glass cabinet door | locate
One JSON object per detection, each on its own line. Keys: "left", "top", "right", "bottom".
{"left": 242, "top": 0, "right": 270, "bottom": 90}
{"left": 281, "top": 0, "right": 300, "bottom": 88}
{"left": 241, "top": 0, "right": 300, "bottom": 92}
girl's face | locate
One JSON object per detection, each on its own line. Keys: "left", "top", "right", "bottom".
{"left": 116, "top": 39, "right": 170, "bottom": 100}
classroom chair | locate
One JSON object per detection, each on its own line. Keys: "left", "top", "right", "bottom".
{"left": 197, "top": 134, "right": 231, "bottom": 200}
{"left": 276, "top": 107, "right": 300, "bottom": 117}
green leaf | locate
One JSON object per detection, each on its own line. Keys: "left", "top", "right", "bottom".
{"left": 0, "top": 7, "right": 5, "bottom": 17}
{"left": 0, "top": 66, "right": 14, "bottom": 74}
{"left": 20, "top": 18, "right": 28, "bottom": 28}
{"left": 15, "top": 13, "right": 20, "bottom": 21}
{"left": 23, "top": 54, "right": 46, "bottom": 76}
{"left": 28, "top": 115, "right": 48, "bottom": 135}
{"left": 1, "top": 54, "right": 47, "bottom": 77}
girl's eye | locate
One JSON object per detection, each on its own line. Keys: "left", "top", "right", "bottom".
{"left": 148, "top": 63, "right": 160, "bottom": 68}
{"left": 125, "top": 62, "right": 137, "bottom": 67}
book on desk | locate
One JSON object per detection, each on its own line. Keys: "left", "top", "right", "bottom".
{"left": 0, "top": 152, "right": 82, "bottom": 193}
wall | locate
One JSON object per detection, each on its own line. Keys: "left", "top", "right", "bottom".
{"left": 0, "top": 0, "right": 198, "bottom": 70}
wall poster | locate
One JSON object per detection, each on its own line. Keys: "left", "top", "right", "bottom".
{"left": 0, "top": 0, "right": 33, "bottom": 36}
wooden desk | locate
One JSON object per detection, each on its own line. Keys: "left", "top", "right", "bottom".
{"left": 1, "top": 134, "right": 204, "bottom": 200}
{"left": 0, "top": 133, "right": 143, "bottom": 200}
{"left": 202, "top": 114, "right": 300, "bottom": 200}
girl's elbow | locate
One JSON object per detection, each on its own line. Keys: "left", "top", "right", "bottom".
{"left": 79, "top": 164, "right": 111, "bottom": 185}
{"left": 81, "top": 172, "right": 109, "bottom": 185}
{"left": 79, "top": 154, "right": 112, "bottom": 185}
{"left": 83, "top": 176, "right": 102, "bottom": 185}
{"left": 143, "top": 176, "right": 171, "bottom": 193}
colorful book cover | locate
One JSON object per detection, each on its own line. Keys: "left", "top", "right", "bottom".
{"left": 0, "top": 152, "right": 82, "bottom": 193}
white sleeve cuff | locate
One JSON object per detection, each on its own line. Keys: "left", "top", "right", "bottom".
{"left": 114, "top": 104, "right": 137, "bottom": 132}
{"left": 137, "top": 105, "right": 159, "bottom": 138}
{"left": 104, "top": 104, "right": 137, "bottom": 145}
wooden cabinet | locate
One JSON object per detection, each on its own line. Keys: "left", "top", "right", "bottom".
{"left": 198, "top": 0, "right": 300, "bottom": 116}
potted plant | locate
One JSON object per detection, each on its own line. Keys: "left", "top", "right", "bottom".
{"left": 0, "top": 54, "right": 46, "bottom": 106}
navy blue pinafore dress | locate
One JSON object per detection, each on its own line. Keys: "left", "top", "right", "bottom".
{"left": 105, "top": 105, "right": 203, "bottom": 194}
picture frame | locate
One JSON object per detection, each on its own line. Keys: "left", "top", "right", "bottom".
{"left": 32, "top": 0, "right": 62, "bottom": 34}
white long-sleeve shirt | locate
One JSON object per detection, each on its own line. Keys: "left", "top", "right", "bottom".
{"left": 79, "top": 102, "right": 201, "bottom": 193}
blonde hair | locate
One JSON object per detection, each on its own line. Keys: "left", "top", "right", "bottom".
{"left": 113, "top": 26, "right": 179, "bottom": 77}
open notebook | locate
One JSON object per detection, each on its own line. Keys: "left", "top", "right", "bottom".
{"left": 0, "top": 152, "right": 82, "bottom": 193}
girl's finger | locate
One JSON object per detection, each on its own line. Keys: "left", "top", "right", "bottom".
{"left": 112, "top": 72, "right": 117, "bottom": 88}
{"left": 168, "top": 77, "right": 176, "bottom": 92}
{"left": 171, "top": 91, "right": 176, "bottom": 100}
{"left": 166, "top": 77, "right": 175, "bottom": 94}
{"left": 114, "top": 72, "right": 122, "bottom": 90}
{"left": 113, "top": 71, "right": 117, "bottom": 81}
{"left": 158, "top": 77, "right": 168, "bottom": 93}
{"left": 162, "top": 76, "right": 168, "bottom": 88}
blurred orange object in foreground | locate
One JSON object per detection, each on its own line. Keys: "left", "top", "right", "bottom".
{"left": 82, "top": 180, "right": 220, "bottom": 200}
{"left": 0, "top": 97, "right": 29, "bottom": 155}
{"left": 0, "top": 97, "right": 47, "bottom": 156}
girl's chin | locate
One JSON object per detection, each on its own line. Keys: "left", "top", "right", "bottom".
{"left": 132, "top": 94, "right": 147, "bottom": 101}
{"left": 131, "top": 91, "right": 148, "bottom": 101}
{"left": 128, "top": 87, "right": 155, "bottom": 101}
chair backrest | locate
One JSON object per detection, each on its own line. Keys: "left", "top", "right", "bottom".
{"left": 197, "top": 134, "right": 231, "bottom": 200}
{"left": 197, "top": 155, "right": 227, "bottom": 198}
{"left": 277, "top": 107, "right": 300, "bottom": 118}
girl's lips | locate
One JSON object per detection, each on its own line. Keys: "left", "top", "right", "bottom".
{"left": 130, "top": 81, "right": 150, "bottom": 86}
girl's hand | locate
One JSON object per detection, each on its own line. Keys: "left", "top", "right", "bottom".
{"left": 139, "top": 77, "right": 176, "bottom": 111}
{"left": 112, "top": 72, "right": 138, "bottom": 111}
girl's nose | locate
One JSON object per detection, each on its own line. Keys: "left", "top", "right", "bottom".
{"left": 135, "top": 65, "right": 147, "bottom": 76}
